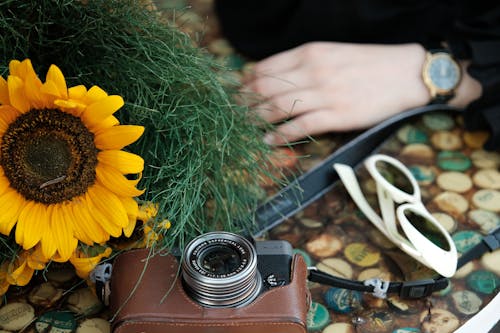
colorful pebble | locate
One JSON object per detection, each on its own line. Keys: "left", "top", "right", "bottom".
{"left": 436, "top": 171, "right": 472, "bottom": 193}
{"left": 451, "top": 290, "right": 482, "bottom": 315}
{"left": 437, "top": 151, "right": 471, "bottom": 171}
{"left": 324, "top": 288, "right": 362, "bottom": 314}
{"left": 452, "top": 230, "right": 483, "bottom": 253}
{"left": 306, "top": 302, "right": 331, "bottom": 331}
{"left": 472, "top": 189, "right": 500, "bottom": 212}
{"left": 344, "top": 243, "right": 381, "bottom": 267}
{"left": 466, "top": 270, "right": 499, "bottom": 294}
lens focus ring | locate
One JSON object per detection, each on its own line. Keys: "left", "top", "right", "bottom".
{"left": 182, "top": 232, "right": 262, "bottom": 308}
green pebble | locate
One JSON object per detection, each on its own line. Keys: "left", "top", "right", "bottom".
{"left": 392, "top": 328, "right": 420, "bottom": 333}
{"left": 423, "top": 113, "right": 455, "bottom": 130}
{"left": 397, "top": 125, "right": 428, "bottom": 144}
{"left": 466, "top": 270, "right": 500, "bottom": 294}
{"left": 437, "top": 151, "right": 472, "bottom": 171}
{"left": 36, "top": 311, "right": 76, "bottom": 333}
{"left": 452, "top": 230, "right": 483, "bottom": 253}
{"left": 306, "top": 302, "right": 331, "bottom": 332}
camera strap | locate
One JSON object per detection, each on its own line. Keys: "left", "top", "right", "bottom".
{"left": 307, "top": 225, "right": 500, "bottom": 299}
{"left": 251, "top": 104, "right": 500, "bottom": 299}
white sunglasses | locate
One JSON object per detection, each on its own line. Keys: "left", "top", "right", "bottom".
{"left": 334, "top": 154, "right": 458, "bottom": 277}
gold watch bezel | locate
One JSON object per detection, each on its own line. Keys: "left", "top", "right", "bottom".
{"left": 422, "top": 52, "right": 461, "bottom": 98}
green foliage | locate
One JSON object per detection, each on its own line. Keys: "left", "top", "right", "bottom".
{"left": 0, "top": 0, "right": 276, "bottom": 249}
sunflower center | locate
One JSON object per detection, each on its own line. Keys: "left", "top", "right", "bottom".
{"left": 0, "top": 109, "right": 98, "bottom": 204}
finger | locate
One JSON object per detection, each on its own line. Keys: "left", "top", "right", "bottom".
{"left": 264, "top": 109, "right": 346, "bottom": 145}
{"left": 255, "top": 88, "right": 326, "bottom": 123}
{"left": 253, "top": 47, "right": 304, "bottom": 74}
{"left": 246, "top": 68, "right": 311, "bottom": 98}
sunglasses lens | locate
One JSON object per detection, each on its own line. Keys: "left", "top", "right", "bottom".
{"left": 374, "top": 161, "right": 414, "bottom": 195}
{"left": 403, "top": 211, "right": 450, "bottom": 251}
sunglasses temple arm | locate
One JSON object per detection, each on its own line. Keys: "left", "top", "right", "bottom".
{"left": 333, "top": 163, "right": 388, "bottom": 236}
{"left": 376, "top": 185, "right": 399, "bottom": 237}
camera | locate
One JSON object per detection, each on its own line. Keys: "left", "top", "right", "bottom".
{"left": 109, "top": 232, "right": 309, "bottom": 333}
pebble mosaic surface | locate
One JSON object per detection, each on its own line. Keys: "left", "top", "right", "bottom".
{"left": 0, "top": 1, "right": 497, "bottom": 332}
{"left": 267, "top": 112, "right": 500, "bottom": 333}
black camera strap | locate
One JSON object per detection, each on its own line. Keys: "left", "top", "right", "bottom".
{"left": 307, "top": 225, "right": 500, "bottom": 299}
{"left": 251, "top": 104, "right": 500, "bottom": 299}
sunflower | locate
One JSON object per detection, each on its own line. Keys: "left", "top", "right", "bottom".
{"left": 0, "top": 59, "right": 145, "bottom": 262}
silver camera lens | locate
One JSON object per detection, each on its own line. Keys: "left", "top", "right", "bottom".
{"left": 182, "top": 232, "right": 262, "bottom": 308}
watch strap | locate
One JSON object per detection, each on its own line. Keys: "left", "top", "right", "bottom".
{"left": 430, "top": 93, "right": 454, "bottom": 104}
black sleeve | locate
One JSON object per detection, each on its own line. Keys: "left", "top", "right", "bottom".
{"left": 448, "top": 3, "right": 500, "bottom": 151}
{"left": 213, "top": 0, "right": 347, "bottom": 59}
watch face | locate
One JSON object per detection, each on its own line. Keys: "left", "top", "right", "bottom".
{"left": 428, "top": 54, "right": 460, "bottom": 91}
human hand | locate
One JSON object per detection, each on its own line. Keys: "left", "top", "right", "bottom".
{"left": 244, "top": 42, "right": 431, "bottom": 145}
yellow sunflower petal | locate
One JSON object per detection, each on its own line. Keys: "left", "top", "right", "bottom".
{"left": 16, "top": 201, "right": 45, "bottom": 250}
{"left": 40, "top": 206, "right": 57, "bottom": 260}
{"left": 0, "top": 171, "right": 10, "bottom": 197}
{"left": 8, "top": 60, "right": 22, "bottom": 77}
{"left": 0, "top": 189, "right": 27, "bottom": 236}
{"left": 9, "top": 59, "right": 27, "bottom": 79}
{"left": 0, "top": 105, "right": 21, "bottom": 134}
{"left": 71, "top": 198, "right": 109, "bottom": 244}
{"left": 83, "top": 85, "right": 108, "bottom": 104}
{"left": 85, "top": 189, "right": 123, "bottom": 238}
{"left": 51, "top": 204, "right": 77, "bottom": 261}
{"left": 120, "top": 196, "right": 139, "bottom": 218}
{"left": 120, "top": 196, "right": 139, "bottom": 238}
{"left": 82, "top": 95, "right": 124, "bottom": 128}
{"left": 40, "top": 79, "right": 62, "bottom": 101}
{"left": 0, "top": 76, "right": 10, "bottom": 105}
{"left": 70, "top": 247, "right": 112, "bottom": 279}
{"left": 24, "top": 70, "right": 47, "bottom": 109}
{"left": 96, "top": 164, "right": 144, "bottom": 197}
{"left": 7, "top": 75, "right": 30, "bottom": 113}
{"left": 92, "top": 115, "right": 121, "bottom": 133}
{"left": 27, "top": 245, "right": 48, "bottom": 270}
{"left": 54, "top": 99, "right": 87, "bottom": 116}
{"left": 94, "top": 125, "right": 144, "bottom": 150}
{"left": 45, "top": 64, "right": 68, "bottom": 99}
{"left": 97, "top": 150, "right": 144, "bottom": 175}
{"left": 7, "top": 256, "right": 34, "bottom": 286}
{"left": 88, "top": 185, "right": 129, "bottom": 228}
{"left": 10, "top": 59, "right": 37, "bottom": 80}
{"left": 123, "top": 217, "right": 137, "bottom": 238}
{"left": 60, "top": 202, "right": 93, "bottom": 246}
{"left": 9, "top": 59, "right": 21, "bottom": 74}
{"left": 68, "top": 85, "right": 87, "bottom": 100}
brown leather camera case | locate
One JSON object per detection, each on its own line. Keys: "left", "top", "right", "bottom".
{"left": 110, "top": 248, "right": 309, "bottom": 333}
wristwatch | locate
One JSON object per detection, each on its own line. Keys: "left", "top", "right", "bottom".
{"left": 422, "top": 49, "right": 461, "bottom": 104}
